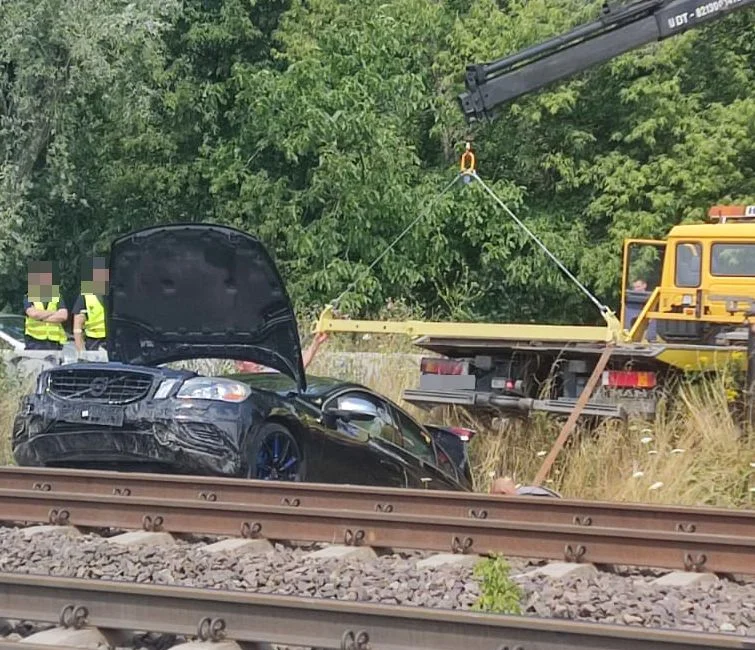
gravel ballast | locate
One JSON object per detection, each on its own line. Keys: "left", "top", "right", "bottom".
{"left": 0, "top": 527, "right": 753, "bottom": 636}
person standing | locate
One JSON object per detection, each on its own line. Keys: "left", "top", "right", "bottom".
{"left": 72, "top": 256, "right": 109, "bottom": 352}
{"left": 23, "top": 261, "right": 68, "bottom": 350}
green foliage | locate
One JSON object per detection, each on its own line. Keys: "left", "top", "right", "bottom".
{"left": 0, "top": 0, "right": 752, "bottom": 324}
{"left": 472, "top": 554, "right": 523, "bottom": 615}
{"left": 0, "top": 0, "right": 179, "bottom": 299}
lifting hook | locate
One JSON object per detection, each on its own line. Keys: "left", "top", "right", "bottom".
{"left": 460, "top": 142, "right": 476, "bottom": 176}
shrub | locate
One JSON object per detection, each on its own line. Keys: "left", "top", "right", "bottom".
{"left": 472, "top": 555, "right": 523, "bottom": 615}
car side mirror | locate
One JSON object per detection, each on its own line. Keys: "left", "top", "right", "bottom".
{"left": 322, "top": 407, "right": 375, "bottom": 428}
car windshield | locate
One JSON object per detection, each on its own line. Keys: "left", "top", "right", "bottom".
{"left": 0, "top": 314, "right": 25, "bottom": 342}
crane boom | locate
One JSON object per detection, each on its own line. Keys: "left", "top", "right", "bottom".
{"left": 459, "top": 0, "right": 754, "bottom": 122}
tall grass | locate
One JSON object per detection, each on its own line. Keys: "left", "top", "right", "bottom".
{"left": 0, "top": 392, "right": 14, "bottom": 465}
{"left": 312, "top": 351, "right": 754, "bottom": 507}
{"left": 0, "top": 364, "right": 33, "bottom": 465}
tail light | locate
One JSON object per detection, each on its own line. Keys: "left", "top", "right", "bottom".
{"left": 420, "top": 357, "right": 469, "bottom": 375}
{"left": 602, "top": 370, "right": 657, "bottom": 389}
{"left": 443, "top": 426, "right": 476, "bottom": 442}
{"left": 491, "top": 377, "right": 524, "bottom": 392}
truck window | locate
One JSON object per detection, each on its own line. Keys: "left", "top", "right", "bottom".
{"left": 711, "top": 243, "right": 755, "bottom": 277}
{"left": 626, "top": 243, "right": 664, "bottom": 292}
{"left": 621, "top": 240, "right": 665, "bottom": 336}
{"left": 675, "top": 242, "right": 701, "bottom": 288}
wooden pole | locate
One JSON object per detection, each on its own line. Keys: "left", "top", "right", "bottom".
{"left": 747, "top": 319, "right": 755, "bottom": 426}
{"left": 533, "top": 345, "right": 614, "bottom": 486}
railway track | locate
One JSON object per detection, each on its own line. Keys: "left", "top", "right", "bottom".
{"left": 0, "top": 572, "right": 753, "bottom": 650}
{"left": 1, "top": 465, "right": 752, "bottom": 536}
{"left": 0, "top": 467, "right": 753, "bottom": 575}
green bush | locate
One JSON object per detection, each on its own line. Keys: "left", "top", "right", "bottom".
{"left": 472, "top": 555, "right": 523, "bottom": 615}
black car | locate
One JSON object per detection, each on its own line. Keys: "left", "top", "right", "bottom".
{"left": 12, "top": 224, "right": 475, "bottom": 491}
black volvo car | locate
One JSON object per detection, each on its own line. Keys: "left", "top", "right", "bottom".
{"left": 12, "top": 224, "right": 477, "bottom": 491}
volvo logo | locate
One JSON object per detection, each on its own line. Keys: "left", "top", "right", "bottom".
{"left": 89, "top": 377, "right": 108, "bottom": 398}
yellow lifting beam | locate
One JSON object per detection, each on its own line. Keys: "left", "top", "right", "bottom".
{"left": 315, "top": 304, "right": 626, "bottom": 344}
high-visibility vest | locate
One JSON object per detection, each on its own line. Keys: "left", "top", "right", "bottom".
{"left": 83, "top": 294, "right": 106, "bottom": 339}
{"left": 24, "top": 299, "right": 67, "bottom": 344}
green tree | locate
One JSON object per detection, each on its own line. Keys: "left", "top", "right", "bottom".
{"left": 0, "top": 0, "right": 752, "bottom": 326}
{"left": 0, "top": 0, "right": 178, "bottom": 303}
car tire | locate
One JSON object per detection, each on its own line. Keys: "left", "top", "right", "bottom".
{"left": 245, "top": 422, "right": 306, "bottom": 482}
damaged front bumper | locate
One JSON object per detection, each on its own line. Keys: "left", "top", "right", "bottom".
{"left": 12, "top": 394, "right": 249, "bottom": 476}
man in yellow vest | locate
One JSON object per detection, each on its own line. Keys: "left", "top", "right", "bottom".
{"left": 23, "top": 261, "right": 69, "bottom": 350}
{"left": 72, "top": 257, "right": 109, "bottom": 352}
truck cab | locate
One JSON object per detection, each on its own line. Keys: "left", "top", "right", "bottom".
{"left": 624, "top": 205, "right": 755, "bottom": 344}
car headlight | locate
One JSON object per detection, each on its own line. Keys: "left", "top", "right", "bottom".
{"left": 176, "top": 377, "right": 250, "bottom": 403}
{"left": 154, "top": 378, "right": 179, "bottom": 399}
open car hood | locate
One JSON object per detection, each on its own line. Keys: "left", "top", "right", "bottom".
{"left": 107, "top": 224, "right": 306, "bottom": 391}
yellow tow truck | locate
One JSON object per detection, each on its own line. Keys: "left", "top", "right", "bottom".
{"left": 314, "top": 0, "right": 755, "bottom": 420}
{"left": 317, "top": 205, "right": 755, "bottom": 420}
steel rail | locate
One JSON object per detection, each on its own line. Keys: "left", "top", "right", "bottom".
{"left": 1, "top": 465, "right": 752, "bottom": 537}
{"left": 0, "top": 638, "right": 86, "bottom": 650}
{"left": 0, "top": 573, "right": 753, "bottom": 650}
{"left": 0, "top": 489, "right": 752, "bottom": 575}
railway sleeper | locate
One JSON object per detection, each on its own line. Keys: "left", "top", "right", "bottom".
{"left": 4, "top": 519, "right": 743, "bottom": 590}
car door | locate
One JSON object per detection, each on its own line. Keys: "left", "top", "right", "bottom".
{"left": 318, "top": 389, "right": 407, "bottom": 487}
{"left": 387, "top": 405, "right": 464, "bottom": 490}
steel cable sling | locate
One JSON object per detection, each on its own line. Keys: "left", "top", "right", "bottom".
{"left": 326, "top": 142, "right": 610, "bottom": 320}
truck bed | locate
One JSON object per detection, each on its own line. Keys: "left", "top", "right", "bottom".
{"left": 412, "top": 336, "right": 746, "bottom": 373}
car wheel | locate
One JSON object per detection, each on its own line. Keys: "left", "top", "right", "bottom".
{"left": 246, "top": 422, "right": 305, "bottom": 481}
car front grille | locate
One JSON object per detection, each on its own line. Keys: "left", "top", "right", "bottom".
{"left": 48, "top": 369, "right": 153, "bottom": 404}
